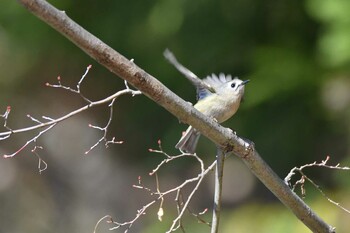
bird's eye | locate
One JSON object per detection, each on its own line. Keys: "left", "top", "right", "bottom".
{"left": 231, "top": 83, "right": 236, "bottom": 88}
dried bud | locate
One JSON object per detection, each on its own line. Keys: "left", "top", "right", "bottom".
{"left": 157, "top": 207, "right": 164, "bottom": 221}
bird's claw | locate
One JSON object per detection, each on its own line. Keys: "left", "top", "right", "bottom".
{"left": 244, "top": 139, "right": 255, "bottom": 154}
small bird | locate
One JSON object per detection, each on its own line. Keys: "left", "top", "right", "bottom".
{"left": 175, "top": 73, "right": 249, "bottom": 153}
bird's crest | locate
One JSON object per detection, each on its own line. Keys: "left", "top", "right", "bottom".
{"left": 197, "top": 73, "right": 235, "bottom": 100}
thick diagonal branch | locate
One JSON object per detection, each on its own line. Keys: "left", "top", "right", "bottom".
{"left": 16, "top": 0, "right": 335, "bottom": 232}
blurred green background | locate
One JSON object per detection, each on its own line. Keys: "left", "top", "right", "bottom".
{"left": 1, "top": 0, "right": 350, "bottom": 232}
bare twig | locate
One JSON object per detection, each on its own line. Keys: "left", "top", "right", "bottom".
{"left": 85, "top": 97, "right": 123, "bottom": 154}
{"left": 0, "top": 93, "right": 141, "bottom": 142}
{"left": 0, "top": 106, "right": 12, "bottom": 138}
{"left": 102, "top": 144, "right": 214, "bottom": 233}
{"left": 3, "top": 123, "right": 56, "bottom": 158}
{"left": 148, "top": 140, "right": 196, "bottom": 176}
{"left": 155, "top": 173, "right": 165, "bottom": 222}
{"left": 175, "top": 189, "right": 211, "bottom": 228}
{"left": 1, "top": 67, "right": 141, "bottom": 158}
{"left": 46, "top": 64, "right": 92, "bottom": 103}
{"left": 31, "top": 145, "right": 48, "bottom": 174}
{"left": 166, "top": 159, "right": 207, "bottom": 233}
{"left": 108, "top": 200, "right": 157, "bottom": 232}
{"left": 285, "top": 156, "right": 350, "bottom": 185}
{"left": 285, "top": 156, "right": 350, "bottom": 214}
{"left": 174, "top": 190, "right": 186, "bottom": 233}
{"left": 93, "top": 215, "right": 114, "bottom": 233}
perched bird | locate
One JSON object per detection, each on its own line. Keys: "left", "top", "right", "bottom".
{"left": 175, "top": 73, "right": 249, "bottom": 153}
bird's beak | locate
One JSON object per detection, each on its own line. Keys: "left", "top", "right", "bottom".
{"left": 241, "top": 80, "right": 250, "bottom": 86}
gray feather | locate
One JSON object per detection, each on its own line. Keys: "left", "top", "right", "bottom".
{"left": 175, "top": 126, "right": 201, "bottom": 153}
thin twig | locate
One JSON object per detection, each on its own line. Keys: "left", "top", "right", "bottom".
{"left": 93, "top": 215, "right": 113, "bottom": 233}
{"left": 104, "top": 146, "right": 216, "bottom": 233}
{"left": 31, "top": 145, "right": 48, "bottom": 174}
{"left": 155, "top": 173, "right": 165, "bottom": 222}
{"left": 166, "top": 152, "right": 209, "bottom": 233}
{"left": 174, "top": 190, "right": 186, "bottom": 232}
{"left": 3, "top": 123, "right": 56, "bottom": 158}
{"left": 285, "top": 156, "right": 350, "bottom": 214}
{"left": 0, "top": 89, "right": 141, "bottom": 142}
{"left": 46, "top": 65, "right": 92, "bottom": 103}
{"left": 1, "top": 69, "right": 141, "bottom": 158}
{"left": 0, "top": 106, "right": 12, "bottom": 138}
{"left": 85, "top": 97, "right": 123, "bottom": 154}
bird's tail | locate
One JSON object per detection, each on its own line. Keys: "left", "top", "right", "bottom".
{"left": 175, "top": 126, "right": 201, "bottom": 153}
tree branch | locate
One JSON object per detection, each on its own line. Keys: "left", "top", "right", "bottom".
{"left": 15, "top": 0, "right": 336, "bottom": 232}
{"left": 211, "top": 148, "right": 225, "bottom": 233}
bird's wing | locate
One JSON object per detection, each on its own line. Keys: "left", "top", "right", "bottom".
{"left": 164, "top": 49, "right": 215, "bottom": 93}
{"left": 197, "top": 73, "right": 233, "bottom": 100}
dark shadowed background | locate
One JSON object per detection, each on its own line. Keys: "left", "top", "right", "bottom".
{"left": 1, "top": 0, "right": 350, "bottom": 232}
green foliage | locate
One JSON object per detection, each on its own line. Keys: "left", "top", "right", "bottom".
{"left": 307, "top": 0, "right": 350, "bottom": 67}
{"left": 220, "top": 195, "right": 350, "bottom": 233}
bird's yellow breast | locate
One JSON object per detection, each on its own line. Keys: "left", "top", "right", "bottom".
{"left": 194, "top": 93, "right": 241, "bottom": 123}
